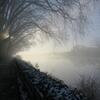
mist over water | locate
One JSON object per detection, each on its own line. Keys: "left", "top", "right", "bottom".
{"left": 15, "top": 0, "right": 100, "bottom": 87}
{"left": 17, "top": 42, "right": 100, "bottom": 86}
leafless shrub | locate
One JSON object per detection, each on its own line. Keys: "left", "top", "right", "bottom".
{"left": 77, "top": 75, "right": 100, "bottom": 100}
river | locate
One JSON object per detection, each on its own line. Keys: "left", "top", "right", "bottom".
{"left": 17, "top": 49, "right": 100, "bottom": 87}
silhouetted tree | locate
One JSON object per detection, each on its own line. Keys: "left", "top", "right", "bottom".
{"left": 0, "top": 0, "right": 97, "bottom": 60}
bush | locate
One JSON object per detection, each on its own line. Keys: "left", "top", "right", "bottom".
{"left": 77, "top": 75, "right": 100, "bottom": 100}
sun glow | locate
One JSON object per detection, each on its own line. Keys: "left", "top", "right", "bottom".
{"left": 15, "top": 39, "right": 72, "bottom": 63}
{"left": 16, "top": 46, "right": 52, "bottom": 61}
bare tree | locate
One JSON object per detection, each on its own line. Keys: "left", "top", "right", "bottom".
{"left": 0, "top": 0, "right": 96, "bottom": 59}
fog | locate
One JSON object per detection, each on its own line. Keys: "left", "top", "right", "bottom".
{"left": 16, "top": 46, "right": 100, "bottom": 87}
{"left": 15, "top": 0, "right": 100, "bottom": 87}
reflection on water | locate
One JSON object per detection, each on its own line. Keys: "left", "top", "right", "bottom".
{"left": 16, "top": 47, "right": 100, "bottom": 86}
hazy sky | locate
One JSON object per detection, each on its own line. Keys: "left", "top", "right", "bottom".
{"left": 80, "top": 1, "right": 100, "bottom": 47}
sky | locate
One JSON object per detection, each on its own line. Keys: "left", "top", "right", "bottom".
{"left": 79, "top": 1, "right": 100, "bottom": 47}
{"left": 45, "top": 0, "right": 100, "bottom": 49}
